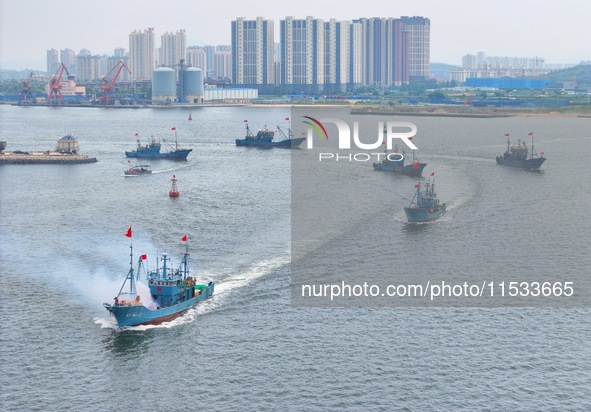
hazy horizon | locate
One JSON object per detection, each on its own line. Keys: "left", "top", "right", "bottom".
{"left": 1, "top": 0, "right": 590, "bottom": 71}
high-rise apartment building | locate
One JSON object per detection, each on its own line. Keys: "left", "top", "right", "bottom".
{"left": 187, "top": 48, "right": 207, "bottom": 75}
{"left": 60, "top": 49, "right": 76, "bottom": 69}
{"left": 129, "top": 28, "right": 156, "bottom": 80}
{"left": 160, "top": 30, "right": 186, "bottom": 67}
{"left": 76, "top": 55, "right": 99, "bottom": 81}
{"left": 354, "top": 17, "right": 409, "bottom": 87}
{"left": 323, "top": 19, "right": 362, "bottom": 91}
{"left": 203, "top": 45, "right": 217, "bottom": 77}
{"left": 47, "top": 49, "right": 59, "bottom": 75}
{"left": 400, "top": 16, "right": 430, "bottom": 80}
{"left": 214, "top": 51, "right": 232, "bottom": 78}
{"left": 280, "top": 16, "right": 325, "bottom": 93}
{"left": 231, "top": 17, "right": 275, "bottom": 89}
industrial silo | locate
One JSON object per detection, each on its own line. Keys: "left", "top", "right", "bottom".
{"left": 152, "top": 67, "right": 176, "bottom": 103}
{"left": 181, "top": 67, "right": 204, "bottom": 103}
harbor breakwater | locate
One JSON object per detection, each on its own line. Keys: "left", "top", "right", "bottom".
{"left": 0, "top": 152, "right": 97, "bottom": 164}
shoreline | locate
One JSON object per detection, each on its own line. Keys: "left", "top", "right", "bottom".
{"left": 2, "top": 101, "right": 590, "bottom": 118}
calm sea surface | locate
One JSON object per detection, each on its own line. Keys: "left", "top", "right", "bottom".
{"left": 0, "top": 105, "right": 589, "bottom": 411}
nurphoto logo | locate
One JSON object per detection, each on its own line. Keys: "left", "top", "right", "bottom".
{"left": 302, "top": 116, "right": 418, "bottom": 162}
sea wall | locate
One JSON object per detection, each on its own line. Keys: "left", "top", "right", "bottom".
{"left": 0, "top": 152, "right": 97, "bottom": 165}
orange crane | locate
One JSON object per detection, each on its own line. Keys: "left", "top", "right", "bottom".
{"left": 99, "top": 60, "right": 131, "bottom": 104}
{"left": 47, "top": 63, "right": 69, "bottom": 104}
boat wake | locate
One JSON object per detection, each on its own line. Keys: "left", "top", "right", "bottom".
{"left": 151, "top": 161, "right": 195, "bottom": 175}
{"left": 95, "top": 253, "right": 291, "bottom": 331}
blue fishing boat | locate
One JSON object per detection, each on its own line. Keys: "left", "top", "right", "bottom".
{"left": 125, "top": 129, "right": 192, "bottom": 160}
{"left": 103, "top": 230, "right": 214, "bottom": 327}
{"left": 496, "top": 132, "right": 545, "bottom": 170}
{"left": 404, "top": 174, "right": 446, "bottom": 223}
{"left": 235, "top": 121, "right": 306, "bottom": 148}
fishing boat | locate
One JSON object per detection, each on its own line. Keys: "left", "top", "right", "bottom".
{"left": 124, "top": 164, "right": 152, "bottom": 176}
{"left": 373, "top": 146, "right": 426, "bottom": 175}
{"left": 496, "top": 132, "right": 546, "bottom": 170}
{"left": 125, "top": 129, "right": 192, "bottom": 160}
{"left": 373, "top": 126, "right": 426, "bottom": 175}
{"left": 103, "top": 229, "right": 214, "bottom": 327}
{"left": 404, "top": 173, "right": 446, "bottom": 223}
{"left": 235, "top": 120, "right": 306, "bottom": 148}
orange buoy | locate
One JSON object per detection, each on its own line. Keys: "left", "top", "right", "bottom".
{"left": 169, "top": 174, "right": 180, "bottom": 197}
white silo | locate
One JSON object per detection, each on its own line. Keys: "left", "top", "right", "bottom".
{"left": 181, "top": 67, "right": 204, "bottom": 103}
{"left": 152, "top": 67, "right": 176, "bottom": 103}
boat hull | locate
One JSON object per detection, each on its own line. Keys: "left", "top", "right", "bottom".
{"left": 125, "top": 149, "right": 192, "bottom": 160}
{"left": 235, "top": 137, "right": 306, "bottom": 148}
{"left": 404, "top": 205, "right": 446, "bottom": 223}
{"left": 104, "top": 282, "right": 214, "bottom": 327}
{"left": 373, "top": 162, "right": 427, "bottom": 176}
{"left": 496, "top": 157, "right": 545, "bottom": 170}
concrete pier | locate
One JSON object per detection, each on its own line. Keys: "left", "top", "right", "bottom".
{"left": 0, "top": 151, "right": 97, "bottom": 165}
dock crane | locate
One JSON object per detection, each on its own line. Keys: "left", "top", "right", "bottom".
{"left": 99, "top": 60, "right": 131, "bottom": 104}
{"left": 19, "top": 72, "right": 36, "bottom": 103}
{"left": 47, "top": 63, "right": 69, "bottom": 104}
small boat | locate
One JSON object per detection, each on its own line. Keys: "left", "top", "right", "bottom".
{"left": 404, "top": 174, "right": 446, "bottom": 223}
{"left": 373, "top": 146, "right": 427, "bottom": 175}
{"left": 124, "top": 164, "right": 152, "bottom": 176}
{"left": 169, "top": 174, "right": 179, "bottom": 197}
{"left": 103, "top": 230, "right": 214, "bottom": 327}
{"left": 235, "top": 120, "right": 306, "bottom": 148}
{"left": 496, "top": 132, "right": 546, "bottom": 170}
{"left": 373, "top": 126, "right": 426, "bottom": 175}
{"left": 125, "top": 129, "right": 192, "bottom": 160}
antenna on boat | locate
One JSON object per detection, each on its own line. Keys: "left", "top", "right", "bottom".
{"left": 181, "top": 234, "right": 189, "bottom": 279}
{"left": 171, "top": 126, "right": 178, "bottom": 150}
{"left": 528, "top": 131, "right": 537, "bottom": 157}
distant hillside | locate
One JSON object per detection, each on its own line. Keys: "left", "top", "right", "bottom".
{"left": 546, "top": 64, "right": 591, "bottom": 88}
{"left": 430, "top": 63, "right": 459, "bottom": 81}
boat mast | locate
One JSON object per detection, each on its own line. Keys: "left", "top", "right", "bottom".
{"left": 161, "top": 252, "right": 169, "bottom": 279}
{"left": 182, "top": 238, "right": 189, "bottom": 279}
{"left": 529, "top": 132, "right": 537, "bottom": 157}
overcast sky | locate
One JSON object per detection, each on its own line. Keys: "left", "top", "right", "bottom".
{"left": 1, "top": 0, "right": 589, "bottom": 71}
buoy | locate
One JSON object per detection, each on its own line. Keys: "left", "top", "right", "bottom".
{"left": 169, "top": 175, "right": 180, "bottom": 197}
{"left": 188, "top": 112, "right": 192, "bottom": 121}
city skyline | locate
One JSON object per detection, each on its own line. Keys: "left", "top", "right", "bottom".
{"left": 1, "top": 0, "right": 590, "bottom": 71}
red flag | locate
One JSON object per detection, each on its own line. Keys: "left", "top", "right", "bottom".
{"left": 412, "top": 162, "right": 420, "bottom": 169}
{"left": 408, "top": 136, "right": 413, "bottom": 141}
{"left": 134, "top": 133, "right": 138, "bottom": 136}
{"left": 285, "top": 117, "right": 289, "bottom": 121}
{"left": 124, "top": 227, "right": 132, "bottom": 238}
{"left": 528, "top": 132, "right": 533, "bottom": 136}
{"left": 504, "top": 133, "right": 510, "bottom": 137}
{"left": 182, "top": 235, "right": 187, "bottom": 242}
{"left": 430, "top": 172, "right": 435, "bottom": 176}
{"left": 540, "top": 152, "right": 544, "bottom": 156}
{"left": 415, "top": 184, "right": 419, "bottom": 188}
{"left": 382, "top": 140, "right": 385, "bottom": 145}
{"left": 141, "top": 254, "right": 147, "bottom": 260}
{"left": 171, "top": 127, "right": 176, "bottom": 131}
{"left": 244, "top": 120, "right": 248, "bottom": 122}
